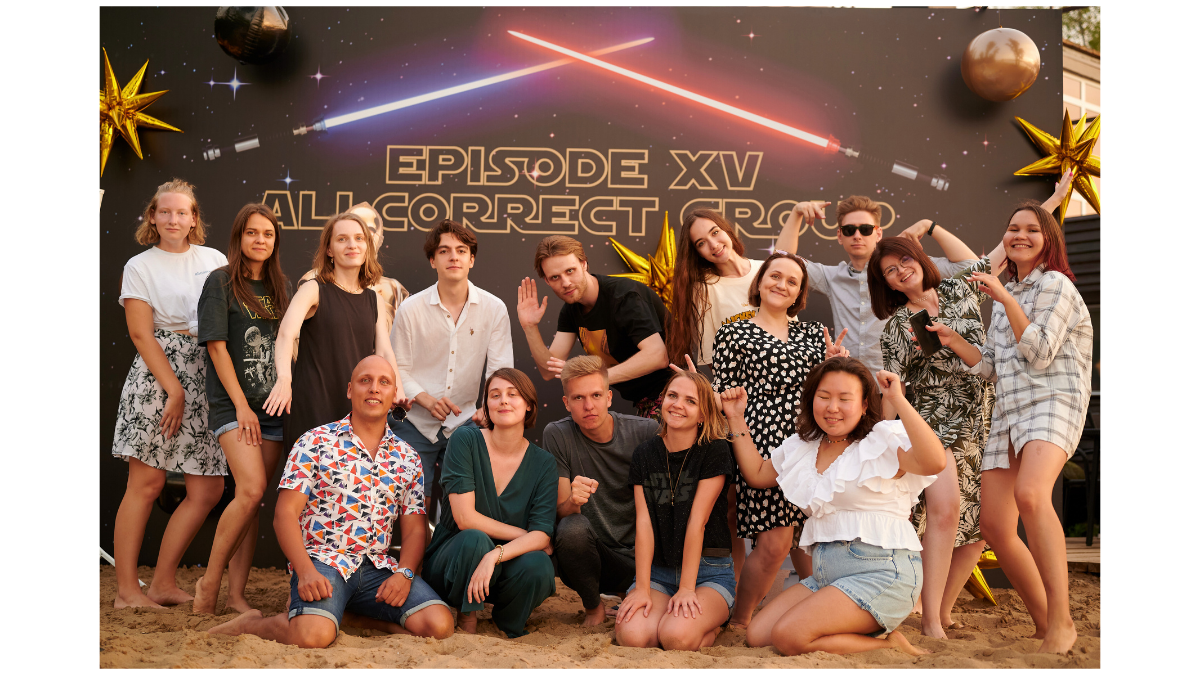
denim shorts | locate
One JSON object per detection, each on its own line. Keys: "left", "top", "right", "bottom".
{"left": 799, "top": 539, "right": 922, "bottom": 635}
{"left": 626, "top": 556, "right": 737, "bottom": 613}
{"left": 288, "top": 558, "right": 448, "bottom": 632}
{"left": 388, "top": 417, "right": 475, "bottom": 497}
{"left": 212, "top": 408, "right": 284, "bottom": 442}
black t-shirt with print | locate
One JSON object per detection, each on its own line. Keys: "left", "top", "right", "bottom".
{"left": 555, "top": 275, "right": 672, "bottom": 403}
{"left": 197, "top": 270, "right": 281, "bottom": 428}
{"left": 627, "top": 435, "right": 732, "bottom": 569}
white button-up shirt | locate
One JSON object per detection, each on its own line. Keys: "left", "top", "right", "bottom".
{"left": 390, "top": 281, "right": 514, "bottom": 443}
{"left": 806, "top": 257, "right": 973, "bottom": 374}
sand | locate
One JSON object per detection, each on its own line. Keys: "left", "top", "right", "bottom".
{"left": 100, "top": 565, "right": 1099, "bottom": 668}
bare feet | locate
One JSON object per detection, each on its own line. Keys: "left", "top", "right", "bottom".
{"left": 912, "top": 597, "right": 923, "bottom": 614}
{"left": 920, "top": 618, "right": 948, "bottom": 639}
{"left": 208, "top": 609, "right": 263, "bottom": 636}
{"left": 700, "top": 626, "right": 722, "bottom": 648}
{"left": 225, "top": 595, "right": 255, "bottom": 615}
{"left": 887, "top": 630, "right": 930, "bottom": 656}
{"left": 114, "top": 591, "right": 164, "bottom": 609}
{"left": 582, "top": 605, "right": 607, "bottom": 627}
{"left": 456, "top": 611, "right": 478, "bottom": 634}
{"left": 604, "top": 605, "right": 619, "bottom": 618}
{"left": 192, "top": 575, "right": 219, "bottom": 614}
{"left": 146, "top": 584, "right": 194, "bottom": 606}
{"left": 1036, "top": 623, "right": 1077, "bottom": 654}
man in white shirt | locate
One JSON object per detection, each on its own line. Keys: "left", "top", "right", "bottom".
{"left": 389, "top": 219, "right": 514, "bottom": 527}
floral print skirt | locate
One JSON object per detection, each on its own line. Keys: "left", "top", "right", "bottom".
{"left": 111, "top": 329, "right": 227, "bottom": 476}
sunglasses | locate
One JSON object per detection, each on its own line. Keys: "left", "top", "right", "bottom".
{"left": 839, "top": 224, "right": 876, "bottom": 237}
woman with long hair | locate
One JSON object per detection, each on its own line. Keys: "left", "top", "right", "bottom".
{"left": 710, "top": 251, "right": 848, "bottom": 629}
{"left": 614, "top": 370, "right": 735, "bottom": 651}
{"left": 264, "top": 212, "right": 408, "bottom": 447}
{"left": 111, "top": 179, "right": 229, "bottom": 608}
{"left": 934, "top": 202, "right": 1092, "bottom": 654}
{"left": 718, "top": 357, "right": 945, "bottom": 656}
{"left": 193, "top": 204, "right": 291, "bottom": 614}
{"left": 864, "top": 236, "right": 996, "bottom": 637}
{"left": 668, "top": 208, "right": 801, "bottom": 584}
{"left": 423, "top": 368, "right": 558, "bottom": 638}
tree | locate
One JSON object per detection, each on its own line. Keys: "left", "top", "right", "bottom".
{"left": 1062, "top": 7, "right": 1100, "bottom": 52}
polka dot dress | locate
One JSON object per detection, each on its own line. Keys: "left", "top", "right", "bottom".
{"left": 712, "top": 320, "right": 827, "bottom": 541}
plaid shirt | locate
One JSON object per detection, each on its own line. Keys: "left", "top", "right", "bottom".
{"left": 278, "top": 414, "right": 425, "bottom": 579}
{"left": 972, "top": 266, "right": 1093, "bottom": 468}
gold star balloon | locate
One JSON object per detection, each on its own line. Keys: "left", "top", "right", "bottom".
{"left": 100, "top": 48, "right": 182, "bottom": 177}
{"left": 608, "top": 211, "right": 678, "bottom": 305}
{"left": 1013, "top": 110, "right": 1100, "bottom": 223}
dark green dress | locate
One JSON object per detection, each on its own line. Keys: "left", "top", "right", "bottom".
{"left": 423, "top": 425, "right": 558, "bottom": 637}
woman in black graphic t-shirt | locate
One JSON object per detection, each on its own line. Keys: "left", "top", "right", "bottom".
{"left": 615, "top": 370, "right": 734, "bottom": 652}
{"left": 194, "top": 203, "right": 291, "bottom": 615}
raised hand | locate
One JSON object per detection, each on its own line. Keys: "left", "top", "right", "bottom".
{"left": 875, "top": 370, "right": 906, "bottom": 405}
{"left": 669, "top": 354, "right": 699, "bottom": 375}
{"left": 517, "top": 277, "right": 548, "bottom": 328}
{"left": 570, "top": 475, "right": 599, "bottom": 506}
{"left": 719, "top": 386, "right": 748, "bottom": 420}
{"left": 1052, "top": 167, "right": 1074, "bottom": 203}
{"left": 823, "top": 326, "right": 850, "bottom": 360}
{"left": 967, "top": 271, "right": 1012, "bottom": 304}
{"left": 792, "top": 200, "right": 832, "bottom": 226}
{"left": 900, "top": 219, "right": 933, "bottom": 243}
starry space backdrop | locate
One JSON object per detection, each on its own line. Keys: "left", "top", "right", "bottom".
{"left": 100, "top": 6, "right": 1064, "bottom": 566}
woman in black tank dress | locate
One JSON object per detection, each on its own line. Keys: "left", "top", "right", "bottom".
{"left": 264, "top": 212, "right": 410, "bottom": 447}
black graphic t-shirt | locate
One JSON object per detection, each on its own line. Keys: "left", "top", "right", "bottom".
{"left": 556, "top": 275, "right": 672, "bottom": 403}
{"left": 197, "top": 270, "right": 280, "bottom": 428}
{"left": 627, "top": 435, "right": 732, "bottom": 569}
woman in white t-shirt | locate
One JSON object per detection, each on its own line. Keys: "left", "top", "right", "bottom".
{"left": 718, "top": 357, "right": 944, "bottom": 656}
{"left": 111, "top": 179, "right": 229, "bottom": 609}
{"left": 665, "top": 208, "right": 803, "bottom": 602}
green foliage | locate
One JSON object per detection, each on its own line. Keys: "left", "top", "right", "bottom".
{"left": 1066, "top": 522, "right": 1098, "bottom": 538}
{"left": 1062, "top": 7, "right": 1100, "bottom": 52}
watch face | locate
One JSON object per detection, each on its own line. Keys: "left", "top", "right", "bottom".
{"left": 401, "top": 567, "right": 414, "bottom": 579}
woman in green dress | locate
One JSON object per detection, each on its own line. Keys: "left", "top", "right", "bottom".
{"left": 866, "top": 236, "right": 995, "bottom": 638}
{"left": 423, "top": 367, "right": 558, "bottom": 638}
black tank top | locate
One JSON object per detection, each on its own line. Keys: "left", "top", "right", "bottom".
{"left": 284, "top": 281, "right": 378, "bottom": 447}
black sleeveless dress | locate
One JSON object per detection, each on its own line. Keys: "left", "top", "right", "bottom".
{"left": 284, "top": 281, "right": 378, "bottom": 448}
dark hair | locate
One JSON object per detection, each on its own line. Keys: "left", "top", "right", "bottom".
{"left": 481, "top": 368, "right": 539, "bottom": 430}
{"left": 667, "top": 208, "right": 746, "bottom": 365}
{"left": 866, "top": 237, "right": 942, "bottom": 320}
{"left": 748, "top": 251, "right": 810, "bottom": 317}
{"left": 1006, "top": 201, "right": 1076, "bottom": 282}
{"left": 794, "top": 357, "right": 882, "bottom": 444}
{"left": 423, "top": 219, "right": 478, "bottom": 260}
{"left": 221, "top": 203, "right": 291, "bottom": 321}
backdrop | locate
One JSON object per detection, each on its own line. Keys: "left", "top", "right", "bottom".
{"left": 100, "top": 6, "right": 1064, "bottom": 567}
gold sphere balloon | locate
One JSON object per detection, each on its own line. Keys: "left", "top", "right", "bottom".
{"left": 961, "top": 27, "right": 1041, "bottom": 102}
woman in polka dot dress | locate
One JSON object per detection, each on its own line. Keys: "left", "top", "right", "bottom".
{"left": 711, "top": 251, "right": 847, "bottom": 628}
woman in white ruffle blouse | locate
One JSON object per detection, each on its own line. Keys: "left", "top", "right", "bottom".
{"left": 718, "top": 356, "right": 945, "bottom": 656}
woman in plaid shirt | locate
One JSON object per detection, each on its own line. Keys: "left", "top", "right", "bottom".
{"left": 934, "top": 201, "right": 1092, "bottom": 655}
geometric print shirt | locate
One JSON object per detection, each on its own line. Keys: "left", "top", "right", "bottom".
{"left": 278, "top": 414, "right": 425, "bottom": 580}
{"left": 970, "top": 265, "right": 1093, "bottom": 467}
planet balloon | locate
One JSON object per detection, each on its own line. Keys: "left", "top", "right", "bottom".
{"left": 960, "top": 27, "right": 1041, "bottom": 102}
{"left": 214, "top": 6, "right": 291, "bottom": 65}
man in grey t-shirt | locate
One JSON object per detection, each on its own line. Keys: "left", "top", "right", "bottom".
{"left": 544, "top": 356, "right": 659, "bottom": 626}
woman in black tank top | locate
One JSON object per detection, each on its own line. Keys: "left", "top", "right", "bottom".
{"left": 264, "top": 212, "right": 411, "bottom": 448}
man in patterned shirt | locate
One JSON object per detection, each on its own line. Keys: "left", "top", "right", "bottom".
{"left": 210, "top": 355, "right": 454, "bottom": 647}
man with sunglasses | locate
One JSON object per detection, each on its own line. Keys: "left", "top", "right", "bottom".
{"left": 784, "top": 196, "right": 979, "bottom": 377}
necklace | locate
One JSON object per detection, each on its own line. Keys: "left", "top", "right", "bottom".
{"left": 824, "top": 435, "right": 850, "bottom": 445}
{"left": 333, "top": 279, "right": 362, "bottom": 294}
{"left": 663, "top": 439, "right": 694, "bottom": 507}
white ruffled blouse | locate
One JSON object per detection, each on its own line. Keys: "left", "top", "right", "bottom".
{"left": 771, "top": 420, "right": 936, "bottom": 554}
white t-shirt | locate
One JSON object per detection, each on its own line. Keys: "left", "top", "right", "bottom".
{"left": 119, "top": 245, "right": 228, "bottom": 335}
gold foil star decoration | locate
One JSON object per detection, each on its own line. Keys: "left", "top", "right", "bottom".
{"left": 100, "top": 48, "right": 182, "bottom": 177}
{"left": 1013, "top": 110, "right": 1100, "bottom": 223}
{"left": 608, "top": 211, "right": 678, "bottom": 305}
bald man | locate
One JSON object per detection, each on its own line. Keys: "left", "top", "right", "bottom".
{"left": 210, "top": 356, "right": 453, "bottom": 646}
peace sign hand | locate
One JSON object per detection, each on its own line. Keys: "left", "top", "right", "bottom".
{"left": 669, "top": 354, "right": 699, "bottom": 375}
{"left": 823, "top": 326, "right": 850, "bottom": 360}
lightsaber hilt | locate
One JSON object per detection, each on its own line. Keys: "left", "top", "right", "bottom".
{"left": 293, "top": 119, "right": 328, "bottom": 136}
{"left": 202, "top": 135, "right": 261, "bottom": 161}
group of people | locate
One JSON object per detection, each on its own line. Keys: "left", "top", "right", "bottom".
{"left": 109, "top": 169, "right": 1091, "bottom": 656}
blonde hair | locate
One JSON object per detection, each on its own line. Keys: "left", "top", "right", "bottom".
{"left": 657, "top": 371, "right": 730, "bottom": 445}
{"left": 311, "top": 212, "right": 383, "bottom": 288}
{"left": 836, "top": 195, "right": 882, "bottom": 227}
{"left": 560, "top": 355, "right": 609, "bottom": 390}
{"left": 135, "top": 178, "right": 207, "bottom": 245}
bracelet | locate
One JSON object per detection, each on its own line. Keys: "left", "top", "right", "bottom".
{"left": 927, "top": 221, "right": 938, "bottom": 237}
{"left": 494, "top": 544, "right": 504, "bottom": 565}
{"left": 727, "top": 430, "right": 749, "bottom": 439}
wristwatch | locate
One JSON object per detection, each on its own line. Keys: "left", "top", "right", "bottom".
{"left": 398, "top": 567, "right": 414, "bottom": 580}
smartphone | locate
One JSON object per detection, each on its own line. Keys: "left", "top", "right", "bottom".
{"left": 909, "top": 309, "right": 942, "bottom": 357}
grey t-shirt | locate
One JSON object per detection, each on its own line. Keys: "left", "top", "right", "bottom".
{"left": 543, "top": 412, "right": 660, "bottom": 555}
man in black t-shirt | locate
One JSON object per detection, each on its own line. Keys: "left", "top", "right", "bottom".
{"left": 517, "top": 235, "right": 672, "bottom": 418}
